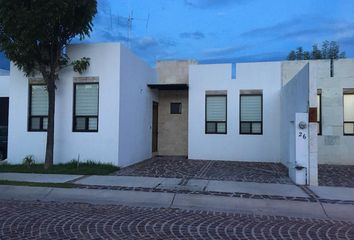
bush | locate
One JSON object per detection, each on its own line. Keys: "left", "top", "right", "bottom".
{"left": 22, "top": 155, "right": 35, "bottom": 168}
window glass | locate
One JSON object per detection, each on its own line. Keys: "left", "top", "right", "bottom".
{"left": 74, "top": 83, "right": 99, "bottom": 132}
{"left": 240, "top": 94, "right": 262, "bottom": 134}
{"left": 206, "top": 95, "right": 226, "bottom": 134}
{"left": 29, "top": 84, "right": 48, "bottom": 131}
{"left": 344, "top": 94, "right": 354, "bottom": 135}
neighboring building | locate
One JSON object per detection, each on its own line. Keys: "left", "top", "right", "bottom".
{"left": 7, "top": 43, "right": 157, "bottom": 167}
{"left": 1, "top": 42, "right": 354, "bottom": 186}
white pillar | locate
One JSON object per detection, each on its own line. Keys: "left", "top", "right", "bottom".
{"left": 289, "top": 113, "right": 309, "bottom": 185}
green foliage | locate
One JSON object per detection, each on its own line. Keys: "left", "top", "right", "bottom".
{"left": 0, "top": 0, "right": 97, "bottom": 76}
{"left": 0, "top": 160, "right": 119, "bottom": 175}
{"left": 72, "top": 57, "right": 90, "bottom": 74}
{"left": 287, "top": 40, "right": 346, "bottom": 61}
{"left": 22, "top": 155, "right": 35, "bottom": 168}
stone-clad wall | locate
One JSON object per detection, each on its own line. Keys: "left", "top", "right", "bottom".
{"left": 157, "top": 90, "right": 188, "bottom": 156}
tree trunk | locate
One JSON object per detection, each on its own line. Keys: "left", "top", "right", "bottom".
{"left": 44, "top": 76, "right": 56, "bottom": 169}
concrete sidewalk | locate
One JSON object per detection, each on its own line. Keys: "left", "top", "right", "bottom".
{"left": 0, "top": 172, "right": 83, "bottom": 183}
{"left": 0, "top": 185, "right": 354, "bottom": 222}
{"left": 1, "top": 172, "right": 354, "bottom": 201}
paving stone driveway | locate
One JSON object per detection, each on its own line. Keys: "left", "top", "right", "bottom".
{"left": 1, "top": 200, "right": 353, "bottom": 240}
{"left": 319, "top": 164, "right": 354, "bottom": 187}
{"left": 116, "top": 156, "right": 292, "bottom": 184}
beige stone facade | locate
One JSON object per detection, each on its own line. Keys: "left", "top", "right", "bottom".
{"left": 157, "top": 90, "right": 188, "bottom": 156}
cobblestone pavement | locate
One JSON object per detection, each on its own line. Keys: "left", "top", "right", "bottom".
{"left": 116, "top": 156, "right": 292, "bottom": 184}
{"left": 319, "top": 164, "right": 354, "bottom": 187}
{"left": 1, "top": 200, "right": 353, "bottom": 240}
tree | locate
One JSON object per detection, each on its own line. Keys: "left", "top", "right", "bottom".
{"left": 287, "top": 40, "right": 346, "bottom": 61}
{"left": 311, "top": 44, "right": 322, "bottom": 59}
{"left": 287, "top": 50, "right": 296, "bottom": 61}
{"left": 0, "top": 0, "right": 97, "bottom": 168}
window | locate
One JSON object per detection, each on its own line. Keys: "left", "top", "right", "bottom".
{"left": 73, "top": 83, "right": 99, "bottom": 132}
{"left": 170, "top": 102, "right": 182, "bottom": 114}
{"left": 240, "top": 94, "right": 262, "bottom": 135}
{"left": 344, "top": 93, "right": 354, "bottom": 135}
{"left": 28, "top": 84, "right": 48, "bottom": 131}
{"left": 205, "top": 95, "right": 227, "bottom": 134}
{"left": 317, "top": 93, "right": 322, "bottom": 135}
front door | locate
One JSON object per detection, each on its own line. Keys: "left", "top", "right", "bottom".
{"left": 152, "top": 101, "right": 158, "bottom": 153}
{"left": 0, "top": 97, "right": 9, "bottom": 160}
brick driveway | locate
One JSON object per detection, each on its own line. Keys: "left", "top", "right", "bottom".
{"left": 1, "top": 200, "right": 353, "bottom": 240}
{"left": 116, "top": 156, "right": 292, "bottom": 184}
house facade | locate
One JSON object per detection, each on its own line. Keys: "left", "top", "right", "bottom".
{"left": 6, "top": 43, "right": 157, "bottom": 167}
{"left": 1, "top": 42, "right": 354, "bottom": 186}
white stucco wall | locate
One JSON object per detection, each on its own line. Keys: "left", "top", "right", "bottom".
{"left": 118, "top": 45, "right": 157, "bottom": 167}
{"left": 7, "top": 43, "right": 121, "bottom": 165}
{"left": 0, "top": 75, "right": 10, "bottom": 97}
{"left": 317, "top": 59, "right": 354, "bottom": 164}
{"left": 280, "top": 63, "right": 309, "bottom": 168}
{"left": 188, "top": 62, "right": 282, "bottom": 162}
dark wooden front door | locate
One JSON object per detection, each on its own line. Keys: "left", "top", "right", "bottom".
{"left": 152, "top": 101, "right": 158, "bottom": 152}
{"left": 0, "top": 97, "right": 9, "bottom": 160}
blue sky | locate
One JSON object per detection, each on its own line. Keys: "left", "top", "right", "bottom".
{"left": 1, "top": 0, "right": 354, "bottom": 69}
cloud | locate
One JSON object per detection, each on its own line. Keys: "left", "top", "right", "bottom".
{"left": 180, "top": 31, "right": 205, "bottom": 40}
{"left": 241, "top": 16, "right": 354, "bottom": 42}
{"left": 184, "top": 0, "right": 247, "bottom": 8}
{"left": 202, "top": 46, "right": 249, "bottom": 57}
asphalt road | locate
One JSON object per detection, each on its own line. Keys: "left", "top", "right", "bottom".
{"left": 0, "top": 200, "right": 353, "bottom": 240}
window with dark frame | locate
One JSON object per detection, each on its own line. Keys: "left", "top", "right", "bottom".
{"left": 170, "top": 102, "right": 182, "bottom": 114}
{"left": 73, "top": 83, "right": 99, "bottom": 132}
{"left": 240, "top": 94, "right": 263, "bottom": 135}
{"left": 28, "top": 84, "right": 48, "bottom": 132}
{"left": 317, "top": 93, "right": 322, "bottom": 135}
{"left": 205, "top": 95, "right": 227, "bottom": 134}
{"left": 343, "top": 92, "right": 354, "bottom": 135}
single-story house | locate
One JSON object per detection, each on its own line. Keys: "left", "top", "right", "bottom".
{"left": 0, "top": 42, "right": 354, "bottom": 186}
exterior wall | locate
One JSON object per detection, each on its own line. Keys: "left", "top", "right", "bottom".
{"left": 157, "top": 60, "right": 197, "bottom": 84}
{"left": 0, "top": 75, "right": 9, "bottom": 97}
{"left": 189, "top": 62, "right": 282, "bottom": 162}
{"left": 7, "top": 43, "right": 121, "bottom": 165}
{"left": 118, "top": 45, "right": 157, "bottom": 167}
{"left": 157, "top": 90, "right": 188, "bottom": 156}
{"left": 280, "top": 63, "right": 309, "bottom": 168}
{"left": 317, "top": 59, "right": 354, "bottom": 165}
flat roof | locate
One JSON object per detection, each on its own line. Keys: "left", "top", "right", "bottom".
{"left": 147, "top": 83, "right": 188, "bottom": 90}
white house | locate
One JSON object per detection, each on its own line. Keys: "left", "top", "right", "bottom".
{"left": 1, "top": 42, "right": 354, "bottom": 186}
{"left": 6, "top": 43, "right": 157, "bottom": 167}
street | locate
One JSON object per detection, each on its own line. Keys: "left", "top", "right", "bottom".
{"left": 0, "top": 200, "right": 353, "bottom": 240}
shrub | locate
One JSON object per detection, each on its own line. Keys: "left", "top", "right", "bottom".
{"left": 22, "top": 155, "right": 35, "bottom": 168}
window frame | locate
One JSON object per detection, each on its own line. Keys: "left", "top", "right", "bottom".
{"left": 73, "top": 82, "right": 99, "bottom": 133}
{"left": 317, "top": 93, "right": 322, "bottom": 136}
{"left": 205, "top": 94, "right": 227, "bottom": 134}
{"left": 28, "top": 83, "right": 48, "bottom": 132}
{"left": 239, "top": 93, "right": 263, "bottom": 135}
{"left": 170, "top": 102, "right": 182, "bottom": 114}
{"left": 343, "top": 92, "right": 354, "bottom": 136}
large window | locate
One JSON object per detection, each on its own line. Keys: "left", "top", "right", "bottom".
{"left": 344, "top": 93, "right": 354, "bottom": 135}
{"left": 205, "top": 95, "right": 227, "bottom": 134}
{"left": 240, "top": 94, "right": 263, "bottom": 135}
{"left": 28, "top": 84, "right": 48, "bottom": 131}
{"left": 73, "top": 83, "right": 99, "bottom": 132}
{"left": 317, "top": 92, "right": 322, "bottom": 135}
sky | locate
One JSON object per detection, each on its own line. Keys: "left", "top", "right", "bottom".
{"left": 1, "top": 0, "right": 354, "bottom": 69}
